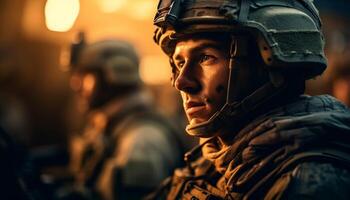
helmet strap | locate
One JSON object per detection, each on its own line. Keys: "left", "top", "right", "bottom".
{"left": 186, "top": 35, "right": 289, "bottom": 138}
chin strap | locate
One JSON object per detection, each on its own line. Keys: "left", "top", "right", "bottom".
{"left": 186, "top": 35, "right": 288, "bottom": 137}
{"left": 186, "top": 78, "right": 287, "bottom": 137}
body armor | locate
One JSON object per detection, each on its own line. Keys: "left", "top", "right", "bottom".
{"left": 147, "top": 95, "right": 350, "bottom": 200}
{"left": 153, "top": 0, "right": 327, "bottom": 137}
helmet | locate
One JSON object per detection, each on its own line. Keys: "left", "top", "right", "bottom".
{"left": 70, "top": 33, "right": 141, "bottom": 86}
{"left": 69, "top": 33, "right": 141, "bottom": 109}
{"left": 153, "top": 0, "right": 327, "bottom": 137}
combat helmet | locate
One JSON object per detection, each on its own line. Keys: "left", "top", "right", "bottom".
{"left": 153, "top": 0, "right": 327, "bottom": 137}
{"left": 70, "top": 33, "right": 141, "bottom": 86}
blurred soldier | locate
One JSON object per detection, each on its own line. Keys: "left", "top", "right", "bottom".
{"left": 64, "top": 35, "right": 183, "bottom": 200}
{"left": 149, "top": 0, "right": 350, "bottom": 199}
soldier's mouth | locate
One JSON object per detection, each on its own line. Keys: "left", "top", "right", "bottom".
{"left": 185, "top": 101, "right": 206, "bottom": 117}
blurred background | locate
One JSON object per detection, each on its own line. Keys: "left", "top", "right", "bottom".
{"left": 0, "top": 0, "right": 181, "bottom": 149}
{"left": 0, "top": 0, "right": 350, "bottom": 149}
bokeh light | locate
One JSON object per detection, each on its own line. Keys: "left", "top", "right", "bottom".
{"left": 45, "top": 0, "right": 80, "bottom": 32}
{"left": 99, "top": 0, "right": 127, "bottom": 13}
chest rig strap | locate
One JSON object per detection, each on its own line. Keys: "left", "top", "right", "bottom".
{"left": 225, "top": 148, "right": 350, "bottom": 200}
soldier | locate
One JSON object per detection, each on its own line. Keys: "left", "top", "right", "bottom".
{"left": 65, "top": 35, "right": 183, "bottom": 200}
{"left": 149, "top": 0, "right": 350, "bottom": 199}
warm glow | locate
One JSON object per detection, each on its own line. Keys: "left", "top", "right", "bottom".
{"left": 59, "top": 46, "right": 71, "bottom": 72}
{"left": 44, "top": 0, "right": 80, "bottom": 32}
{"left": 129, "top": 1, "right": 157, "bottom": 20}
{"left": 82, "top": 74, "right": 96, "bottom": 98}
{"left": 99, "top": 0, "right": 127, "bottom": 13}
{"left": 140, "top": 55, "right": 172, "bottom": 85}
{"left": 70, "top": 74, "right": 82, "bottom": 92}
{"left": 333, "top": 79, "right": 350, "bottom": 105}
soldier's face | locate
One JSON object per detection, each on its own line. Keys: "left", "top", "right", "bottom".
{"left": 172, "top": 37, "right": 230, "bottom": 126}
{"left": 70, "top": 72, "right": 96, "bottom": 101}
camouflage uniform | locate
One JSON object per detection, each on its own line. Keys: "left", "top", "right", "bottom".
{"left": 149, "top": 0, "right": 350, "bottom": 199}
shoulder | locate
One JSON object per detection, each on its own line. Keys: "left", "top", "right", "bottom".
{"left": 117, "top": 118, "right": 174, "bottom": 146}
{"left": 266, "top": 161, "right": 350, "bottom": 200}
{"left": 105, "top": 117, "right": 182, "bottom": 188}
{"left": 112, "top": 114, "right": 182, "bottom": 168}
{"left": 110, "top": 110, "right": 183, "bottom": 152}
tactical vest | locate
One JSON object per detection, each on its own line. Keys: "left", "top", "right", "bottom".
{"left": 146, "top": 145, "right": 350, "bottom": 200}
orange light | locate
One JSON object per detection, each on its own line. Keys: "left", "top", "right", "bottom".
{"left": 140, "top": 55, "right": 171, "bottom": 85}
{"left": 129, "top": 1, "right": 156, "bottom": 20}
{"left": 70, "top": 74, "right": 82, "bottom": 92}
{"left": 82, "top": 74, "right": 96, "bottom": 98}
{"left": 59, "top": 46, "right": 71, "bottom": 72}
{"left": 99, "top": 0, "right": 127, "bottom": 13}
{"left": 44, "top": 0, "right": 80, "bottom": 32}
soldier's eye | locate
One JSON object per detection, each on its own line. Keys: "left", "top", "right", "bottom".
{"left": 199, "top": 55, "right": 215, "bottom": 64}
{"left": 175, "top": 61, "right": 185, "bottom": 69}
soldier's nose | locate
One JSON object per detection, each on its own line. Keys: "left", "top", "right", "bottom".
{"left": 174, "top": 68, "right": 200, "bottom": 94}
